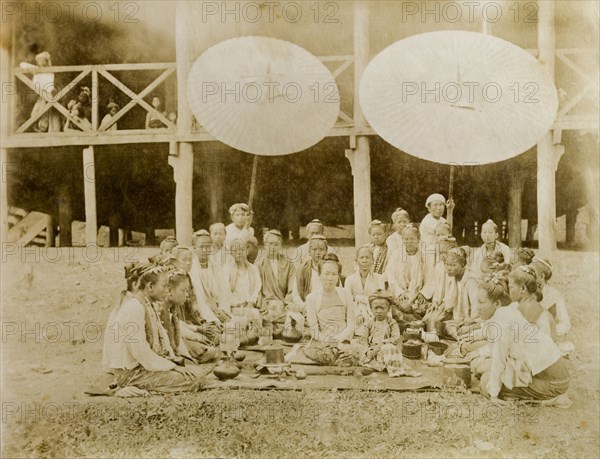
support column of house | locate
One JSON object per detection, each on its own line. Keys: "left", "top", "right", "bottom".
{"left": 345, "top": 0, "right": 372, "bottom": 248}
{"left": 1, "top": 45, "right": 10, "bottom": 243}
{"left": 208, "top": 153, "right": 223, "bottom": 223}
{"left": 536, "top": 0, "right": 559, "bottom": 255}
{"left": 0, "top": 148, "right": 8, "bottom": 245}
{"left": 507, "top": 156, "right": 527, "bottom": 250}
{"left": 170, "top": 0, "right": 194, "bottom": 246}
{"left": 169, "top": 144, "right": 193, "bottom": 245}
{"left": 83, "top": 146, "right": 97, "bottom": 245}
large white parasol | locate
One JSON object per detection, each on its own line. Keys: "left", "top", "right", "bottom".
{"left": 187, "top": 36, "right": 340, "bottom": 156}
{"left": 359, "top": 31, "right": 559, "bottom": 165}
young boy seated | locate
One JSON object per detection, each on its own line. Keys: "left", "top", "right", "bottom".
{"left": 359, "top": 291, "right": 420, "bottom": 377}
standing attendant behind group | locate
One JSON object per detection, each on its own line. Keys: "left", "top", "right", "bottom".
{"left": 225, "top": 203, "right": 255, "bottom": 249}
{"left": 386, "top": 208, "right": 410, "bottom": 255}
{"left": 419, "top": 194, "right": 455, "bottom": 294}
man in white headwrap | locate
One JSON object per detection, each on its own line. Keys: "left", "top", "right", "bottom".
{"left": 419, "top": 194, "right": 455, "bottom": 304}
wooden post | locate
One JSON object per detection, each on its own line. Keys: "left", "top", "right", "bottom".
{"left": 176, "top": 1, "right": 193, "bottom": 135}
{"left": 91, "top": 70, "right": 98, "bottom": 131}
{"left": 536, "top": 1, "right": 556, "bottom": 255}
{"left": 169, "top": 145, "right": 194, "bottom": 245}
{"left": 83, "top": 146, "right": 97, "bottom": 245}
{"left": 565, "top": 207, "right": 577, "bottom": 245}
{"left": 58, "top": 181, "right": 73, "bottom": 247}
{"left": 1, "top": 44, "right": 10, "bottom": 243}
{"left": 171, "top": 0, "right": 194, "bottom": 245}
{"left": 1, "top": 148, "right": 8, "bottom": 244}
{"left": 347, "top": 0, "right": 372, "bottom": 248}
{"left": 208, "top": 157, "right": 221, "bottom": 223}
{"left": 508, "top": 165, "right": 525, "bottom": 249}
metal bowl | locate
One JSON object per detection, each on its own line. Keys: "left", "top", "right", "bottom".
{"left": 428, "top": 341, "right": 449, "bottom": 356}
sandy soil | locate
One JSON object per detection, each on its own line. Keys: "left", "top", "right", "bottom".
{"left": 1, "top": 246, "right": 599, "bottom": 458}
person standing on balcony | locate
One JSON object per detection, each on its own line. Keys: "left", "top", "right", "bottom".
{"left": 77, "top": 86, "right": 92, "bottom": 121}
{"left": 100, "top": 101, "right": 119, "bottom": 131}
{"left": 146, "top": 95, "right": 168, "bottom": 129}
{"left": 63, "top": 101, "right": 91, "bottom": 132}
{"left": 19, "top": 51, "right": 61, "bottom": 132}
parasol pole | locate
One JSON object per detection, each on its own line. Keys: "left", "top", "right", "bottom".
{"left": 448, "top": 165, "right": 455, "bottom": 200}
{"left": 248, "top": 155, "right": 259, "bottom": 212}
{"left": 447, "top": 164, "right": 455, "bottom": 229}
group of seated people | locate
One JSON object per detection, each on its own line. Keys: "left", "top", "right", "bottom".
{"left": 102, "top": 195, "right": 572, "bottom": 404}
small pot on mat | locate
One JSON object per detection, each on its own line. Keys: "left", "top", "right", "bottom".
{"left": 402, "top": 339, "right": 422, "bottom": 360}
{"left": 428, "top": 341, "right": 448, "bottom": 356}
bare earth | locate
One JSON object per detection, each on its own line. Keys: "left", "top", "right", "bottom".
{"left": 1, "top": 246, "right": 599, "bottom": 458}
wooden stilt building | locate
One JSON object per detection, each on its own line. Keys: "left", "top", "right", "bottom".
{"left": 1, "top": 1, "right": 598, "bottom": 253}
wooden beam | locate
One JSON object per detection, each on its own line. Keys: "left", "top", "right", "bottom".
{"left": 345, "top": 137, "right": 371, "bottom": 247}
{"left": 97, "top": 67, "right": 176, "bottom": 131}
{"left": 83, "top": 146, "right": 97, "bottom": 245}
{"left": 1, "top": 124, "right": 378, "bottom": 149}
{"left": 168, "top": 1, "right": 195, "bottom": 247}
{"left": 508, "top": 166, "right": 525, "bottom": 249}
{"left": 91, "top": 70, "right": 99, "bottom": 131}
{"left": 98, "top": 68, "right": 175, "bottom": 129}
{"left": 353, "top": 1, "right": 369, "bottom": 130}
{"left": 58, "top": 181, "right": 72, "bottom": 247}
{"left": 536, "top": 0, "right": 557, "bottom": 255}
{"left": 176, "top": 1, "right": 193, "bottom": 135}
{"left": 15, "top": 63, "right": 175, "bottom": 74}
{"left": 554, "top": 115, "right": 599, "bottom": 131}
{"left": 169, "top": 142, "right": 194, "bottom": 245}
{"left": 331, "top": 57, "right": 354, "bottom": 79}
{"left": 1, "top": 44, "right": 10, "bottom": 243}
{"left": 15, "top": 69, "right": 91, "bottom": 133}
{"left": 349, "top": 1, "right": 372, "bottom": 248}
{"left": 1, "top": 148, "right": 8, "bottom": 244}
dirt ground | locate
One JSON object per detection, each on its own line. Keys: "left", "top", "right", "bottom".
{"left": 1, "top": 245, "right": 599, "bottom": 458}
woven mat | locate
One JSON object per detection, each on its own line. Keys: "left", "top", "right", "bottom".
{"left": 203, "top": 346, "right": 480, "bottom": 393}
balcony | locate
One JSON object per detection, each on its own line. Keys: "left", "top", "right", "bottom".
{"left": 2, "top": 48, "right": 596, "bottom": 150}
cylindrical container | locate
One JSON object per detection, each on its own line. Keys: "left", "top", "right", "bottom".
{"left": 435, "top": 321, "right": 445, "bottom": 338}
{"left": 402, "top": 340, "right": 422, "bottom": 360}
{"left": 425, "top": 318, "right": 437, "bottom": 332}
{"left": 265, "top": 344, "right": 285, "bottom": 364}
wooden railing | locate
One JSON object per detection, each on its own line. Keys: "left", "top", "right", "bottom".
{"left": 13, "top": 62, "right": 177, "bottom": 135}
{"left": 5, "top": 48, "right": 598, "bottom": 148}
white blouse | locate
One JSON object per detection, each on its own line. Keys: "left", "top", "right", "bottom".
{"left": 486, "top": 305, "right": 562, "bottom": 398}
